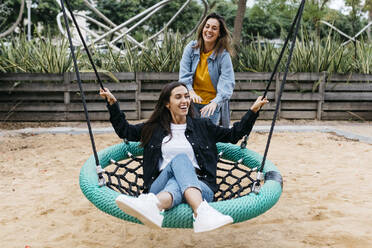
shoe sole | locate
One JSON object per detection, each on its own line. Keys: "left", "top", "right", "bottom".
{"left": 115, "top": 196, "right": 162, "bottom": 229}
{"left": 194, "top": 217, "right": 233, "bottom": 233}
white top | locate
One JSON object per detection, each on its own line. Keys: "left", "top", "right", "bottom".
{"left": 158, "top": 123, "right": 200, "bottom": 171}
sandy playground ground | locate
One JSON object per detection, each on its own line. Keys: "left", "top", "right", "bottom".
{"left": 0, "top": 120, "right": 372, "bottom": 248}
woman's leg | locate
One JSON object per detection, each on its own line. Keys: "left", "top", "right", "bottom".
{"left": 151, "top": 153, "right": 206, "bottom": 212}
{"left": 150, "top": 164, "right": 183, "bottom": 210}
{"left": 163, "top": 153, "right": 211, "bottom": 214}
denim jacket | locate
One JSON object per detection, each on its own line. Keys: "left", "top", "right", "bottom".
{"left": 107, "top": 102, "right": 258, "bottom": 193}
{"left": 179, "top": 40, "right": 235, "bottom": 128}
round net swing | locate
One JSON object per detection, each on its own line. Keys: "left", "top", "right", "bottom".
{"left": 58, "top": 0, "right": 306, "bottom": 230}
{"left": 79, "top": 141, "right": 283, "bottom": 228}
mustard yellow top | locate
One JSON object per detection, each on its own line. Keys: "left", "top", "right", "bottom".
{"left": 193, "top": 50, "right": 216, "bottom": 105}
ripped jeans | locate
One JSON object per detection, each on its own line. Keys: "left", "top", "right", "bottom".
{"left": 149, "top": 153, "right": 214, "bottom": 208}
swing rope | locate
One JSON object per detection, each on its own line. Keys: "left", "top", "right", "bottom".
{"left": 240, "top": 0, "right": 306, "bottom": 192}
{"left": 60, "top": 0, "right": 106, "bottom": 185}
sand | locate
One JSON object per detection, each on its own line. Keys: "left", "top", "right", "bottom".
{"left": 1, "top": 120, "right": 372, "bottom": 248}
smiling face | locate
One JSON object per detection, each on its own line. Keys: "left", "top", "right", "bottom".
{"left": 202, "top": 18, "right": 220, "bottom": 47}
{"left": 166, "top": 85, "right": 191, "bottom": 124}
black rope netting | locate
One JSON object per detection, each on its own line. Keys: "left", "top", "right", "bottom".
{"left": 103, "top": 151, "right": 256, "bottom": 202}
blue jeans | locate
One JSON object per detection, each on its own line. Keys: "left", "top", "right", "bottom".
{"left": 192, "top": 103, "right": 221, "bottom": 125}
{"left": 149, "top": 153, "right": 214, "bottom": 208}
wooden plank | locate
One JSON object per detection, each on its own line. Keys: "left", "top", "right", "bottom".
{"left": 68, "top": 82, "right": 137, "bottom": 92}
{"left": 66, "top": 111, "right": 137, "bottom": 121}
{"left": 140, "top": 81, "right": 315, "bottom": 92}
{"left": 231, "top": 92, "right": 275, "bottom": 100}
{"left": 328, "top": 73, "right": 372, "bottom": 82}
{"left": 281, "top": 92, "right": 322, "bottom": 101}
{"left": 141, "top": 102, "right": 157, "bottom": 109}
{"left": 0, "top": 111, "right": 137, "bottom": 121}
{"left": 230, "top": 101, "right": 277, "bottom": 111}
{"left": 280, "top": 111, "right": 317, "bottom": 119}
{"left": 142, "top": 82, "right": 167, "bottom": 90}
{"left": 0, "top": 102, "right": 136, "bottom": 112}
{"left": 234, "top": 72, "right": 273, "bottom": 81}
{"left": 322, "top": 111, "right": 372, "bottom": 120}
{"left": 281, "top": 102, "right": 317, "bottom": 110}
{"left": 233, "top": 110, "right": 317, "bottom": 119}
{"left": 281, "top": 72, "right": 323, "bottom": 81}
{"left": 237, "top": 72, "right": 323, "bottom": 82}
{"left": 0, "top": 82, "right": 66, "bottom": 92}
{"left": 317, "top": 73, "right": 326, "bottom": 120}
{"left": 325, "top": 92, "right": 372, "bottom": 101}
{"left": 231, "top": 110, "right": 275, "bottom": 120}
{"left": 70, "top": 92, "right": 135, "bottom": 101}
{"left": 0, "top": 82, "right": 137, "bottom": 92}
{"left": 69, "top": 72, "right": 135, "bottom": 81}
{"left": 323, "top": 102, "right": 372, "bottom": 111}
{"left": 0, "top": 92, "right": 64, "bottom": 101}
{"left": 138, "top": 92, "right": 159, "bottom": 101}
{"left": 0, "top": 73, "right": 63, "bottom": 81}
{"left": 234, "top": 82, "right": 272, "bottom": 91}
{"left": 136, "top": 72, "right": 178, "bottom": 80}
{"left": 325, "top": 83, "right": 372, "bottom": 91}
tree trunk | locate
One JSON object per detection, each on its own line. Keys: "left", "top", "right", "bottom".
{"left": 233, "top": 0, "right": 247, "bottom": 45}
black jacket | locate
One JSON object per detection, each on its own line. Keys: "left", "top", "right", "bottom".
{"left": 107, "top": 102, "right": 258, "bottom": 193}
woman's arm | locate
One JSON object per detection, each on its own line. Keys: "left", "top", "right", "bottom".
{"left": 210, "top": 52, "right": 235, "bottom": 106}
{"left": 200, "top": 52, "right": 235, "bottom": 117}
{"left": 179, "top": 41, "right": 196, "bottom": 90}
{"left": 179, "top": 41, "right": 203, "bottom": 104}
{"left": 100, "top": 88, "right": 142, "bottom": 141}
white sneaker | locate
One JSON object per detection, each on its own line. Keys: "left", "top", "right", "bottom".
{"left": 193, "top": 200, "right": 233, "bottom": 233}
{"left": 115, "top": 193, "right": 163, "bottom": 228}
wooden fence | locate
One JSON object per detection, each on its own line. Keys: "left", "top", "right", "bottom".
{"left": 1, "top": 72, "right": 372, "bottom": 121}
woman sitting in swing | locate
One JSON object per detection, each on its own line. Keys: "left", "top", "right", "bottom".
{"left": 100, "top": 82, "right": 268, "bottom": 233}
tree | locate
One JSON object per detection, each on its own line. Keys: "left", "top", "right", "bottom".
{"left": 0, "top": 0, "right": 85, "bottom": 37}
{"left": 363, "top": 0, "right": 372, "bottom": 40}
{"left": 233, "top": 0, "right": 247, "bottom": 45}
{"left": 301, "top": 0, "right": 331, "bottom": 35}
{"left": 345, "top": 0, "right": 368, "bottom": 39}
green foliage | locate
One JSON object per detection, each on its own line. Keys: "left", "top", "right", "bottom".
{"left": 233, "top": 35, "right": 278, "bottom": 72}
{"left": 93, "top": 31, "right": 189, "bottom": 72}
{"left": 0, "top": 33, "right": 77, "bottom": 73}
{"left": 289, "top": 29, "right": 351, "bottom": 73}
{"left": 1, "top": 30, "right": 371, "bottom": 74}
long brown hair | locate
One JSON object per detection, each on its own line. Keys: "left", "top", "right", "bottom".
{"left": 194, "top": 12, "right": 235, "bottom": 57}
{"left": 140, "top": 82, "right": 194, "bottom": 147}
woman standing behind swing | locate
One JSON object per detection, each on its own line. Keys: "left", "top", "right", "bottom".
{"left": 179, "top": 12, "right": 235, "bottom": 127}
{"left": 100, "top": 82, "right": 267, "bottom": 233}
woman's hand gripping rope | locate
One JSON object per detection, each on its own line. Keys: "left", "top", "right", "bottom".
{"left": 100, "top": 87, "right": 117, "bottom": 105}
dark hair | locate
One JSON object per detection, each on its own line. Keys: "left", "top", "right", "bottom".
{"left": 140, "top": 82, "right": 194, "bottom": 147}
{"left": 194, "top": 12, "right": 235, "bottom": 57}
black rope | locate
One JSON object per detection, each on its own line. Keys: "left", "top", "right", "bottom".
{"left": 63, "top": 0, "right": 106, "bottom": 91}
{"left": 240, "top": 0, "right": 307, "bottom": 149}
{"left": 259, "top": 0, "right": 306, "bottom": 173}
{"left": 60, "top": 0, "right": 105, "bottom": 185}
